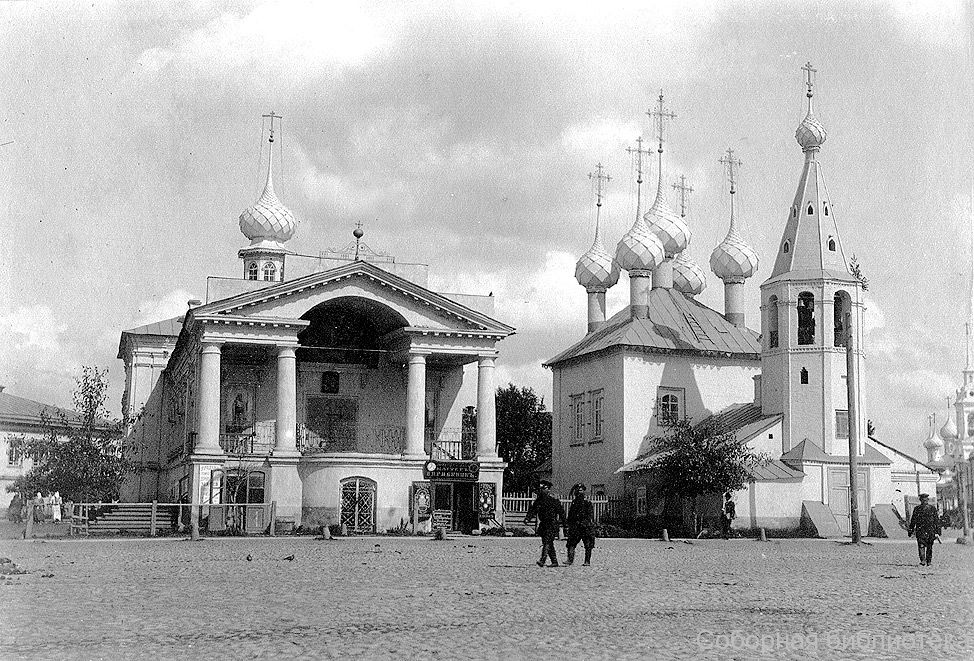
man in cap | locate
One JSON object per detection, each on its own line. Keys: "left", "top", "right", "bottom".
{"left": 907, "top": 493, "right": 941, "bottom": 566}
{"left": 524, "top": 480, "right": 567, "bottom": 567}
{"left": 566, "top": 483, "right": 597, "bottom": 566}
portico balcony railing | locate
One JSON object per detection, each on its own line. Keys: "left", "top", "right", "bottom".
{"left": 426, "top": 427, "right": 477, "bottom": 460}
{"left": 298, "top": 423, "right": 406, "bottom": 455}
{"left": 219, "top": 422, "right": 275, "bottom": 456}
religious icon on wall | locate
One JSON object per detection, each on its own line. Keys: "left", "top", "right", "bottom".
{"left": 224, "top": 385, "right": 255, "bottom": 434}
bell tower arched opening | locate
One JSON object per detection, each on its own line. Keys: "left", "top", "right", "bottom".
{"left": 797, "top": 292, "right": 816, "bottom": 345}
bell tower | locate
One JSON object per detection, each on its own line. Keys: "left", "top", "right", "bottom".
{"left": 759, "top": 63, "right": 867, "bottom": 456}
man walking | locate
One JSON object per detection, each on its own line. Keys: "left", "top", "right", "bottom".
{"left": 566, "top": 483, "right": 597, "bottom": 566}
{"left": 908, "top": 493, "right": 941, "bottom": 566}
{"left": 524, "top": 480, "right": 567, "bottom": 567}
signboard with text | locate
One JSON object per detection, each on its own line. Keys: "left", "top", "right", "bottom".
{"left": 423, "top": 460, "right": 480, "bottom": 482}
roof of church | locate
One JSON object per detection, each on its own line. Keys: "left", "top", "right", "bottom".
{"left": 544, "top": 288, "right": 760, "bottom": 367}
{"left": 121, "top": 316, "right": 184, "bottom": 337}
{"left": 748, "top": 460, "right": 805, "bottom": 481}
{"left": 868, "top": 435, "right": 935, "bottom": 470}
{"left": 0, "top": 391, "right": 86, "bottom": 428}
{"left": 780, "top": 438, "right": 891, "bottom": 467}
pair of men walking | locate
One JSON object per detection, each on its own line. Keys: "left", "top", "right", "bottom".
{"left": 524, "top": 481, "right": 596, "bottom": 567}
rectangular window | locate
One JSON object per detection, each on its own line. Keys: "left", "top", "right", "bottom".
{"left": 571, "top": 394, "right": 585, "bottom": 444}
{"left": 835, "top": 410, "right": 849, "bottom": 439}
{"left": 656, "top": 387, "right": 684, "bottom": 425}
{"left": 592, "top": 391, "right": 604, "bottom": 439}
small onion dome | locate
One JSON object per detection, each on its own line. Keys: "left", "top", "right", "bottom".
{"left": 239, "top": 169, "right": 296, "bottom": 244}
{"left": 795, "top": 109, "right": 827, "bottom": 151}
{"left": 672, "top": 249, "right": 706, "bottom": 297}
{"left": 615, "top": 217, "right": 665, "bottom": 273}
{"left": 576, "top": 230, "right": 620, "bottom": 291}
{"left": 940, "top": 415, "right": 958, "bottom": 442}
{"left": 923, "top": 429, "right": 944, "bottom": 451}
{"left": 710, "top": 224, "right": 759, "bottom": 283}
{"left": 644, "top": 191, "right": 690, "bottom": 257}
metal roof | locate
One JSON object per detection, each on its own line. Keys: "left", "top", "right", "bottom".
{"left": 121, "top": 316, "right": 184, "bottom": 337}
{"left": 545, "top": 288, "right": 761, "bottom": 367}
{"left": 780, "top": 438, "right": 891, "bottom": 467}
{"left": 747, "top": 460, "right": 805, "bottom": 481}
{"left": 0, "top": 391, "right": 85, "bottom": 427}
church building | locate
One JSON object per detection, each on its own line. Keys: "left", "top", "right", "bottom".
{"left": 118, "top": 117, "right": 513, "bottom": 534}
{"left": 548, "top": 65, "right": 937, "bottom": 534}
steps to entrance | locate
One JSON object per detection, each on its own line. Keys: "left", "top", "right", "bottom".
{"left": 799, "top": 500, "right": 844, "bottom": 538}
{"left": 77, "top": 503, "right": 168, "bottom": 535}
{"left": 868, "top": 504, "right": 908, "bottom": 539}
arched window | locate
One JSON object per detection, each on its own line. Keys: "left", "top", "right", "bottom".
{"left": 797, "top": 292, "right": 816, "bottom": 345}
{"left": 783, "top": 241, "right": 790, "bottom": 254}
{"left": 827, "top": 237, "right": 836, "bottom": 251}
{"left": 340, "top": 477, "right": 377, "bottom": 533}
{"left": 800, "top": 368, "right": 809, "bottom": 384}
{"left": 262, "top": 262, "right": 277, "bottom": 281}
{"left": 807, "top": 204, "right": 814, "bottom": 215}
{"left": 247, "top": 262, "right": 259, "bottom": 280}
{"left": 768, "top": 295, "right": 779, "bottom": 348}
{"left": 834, "top": 291, "right": 851, "bottom": 347}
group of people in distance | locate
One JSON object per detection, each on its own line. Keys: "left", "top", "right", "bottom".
{"left": 524, "top": 484, "right": 947, "bottom": 568}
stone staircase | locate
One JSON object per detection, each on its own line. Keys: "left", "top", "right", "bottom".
{"left": 74, "top": 503, "right": 166, "bottom": 535}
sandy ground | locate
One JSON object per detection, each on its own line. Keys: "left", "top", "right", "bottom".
{"left": 1, "top": 530, "right": 972, "bottom": 660}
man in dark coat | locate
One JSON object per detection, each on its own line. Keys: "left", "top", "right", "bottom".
{"left": 524, "top": 480, "right": 567, "bottom": 567}
{"left": 566, "top": 483, "right": 597, "bottom": 566}
{"left": 721, "top": 492, "right": 736, "bottom": 539}
{"left": 908, "top": 493, "right": 941, "bottom": 566}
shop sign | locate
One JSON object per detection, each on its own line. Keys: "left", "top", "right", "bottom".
{"left": 423, "top": 460, "right": 480, "bottom": 481}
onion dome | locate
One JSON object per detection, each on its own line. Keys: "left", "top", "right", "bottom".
{"left": 795, "top": 62, "right": 827, "bottom": 151}
{"left": 239, "top": 130, "right": 296, "bottom": 245}
{"left": 576, "top": 227, "right": 620, "bottom": 291}
{"left": 923, "top": 428, "right": 944, "bottom": 451}
{"left": 644, "top": 185, "right": 690, "bottom": 257}
{"left": 940, "top": 414, "right": 958, "bottom": 442}
{"left": 616, "top": 217, "right": 664, "bottom": 273}
{"left": 710, "top": 148, "right": 758, "bottom": 283}
{"left": 672, "top": 249, "right": 706, "bottom": 296}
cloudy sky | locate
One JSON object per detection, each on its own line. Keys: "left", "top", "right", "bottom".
{"left": 1, "top": 0, "right": 971, "bottom": 458}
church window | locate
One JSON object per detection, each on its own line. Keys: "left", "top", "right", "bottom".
{"left": 247, "top": 262, "right": 259, "bottom": 280}
{"left": 592, "top": 390, "right": 604, "bottom": 439}
{"left": 783, "top": 241, "right": 790, "bottom": 254}
{"left": 827, "top": 237, "right": 836, "bottom": 251}
{"left": 571, "top": 394, "right": 585, "bottom": 444}
{"left": 800, "top": 368, "right": 808, "bottom": 384}
{"left": 321, "top": 371, "right": 340, "bottom": 394}
{"left": 807, "top": 204, "right": 814, "bottom": 215}
{"left": 656, "top": 387, "right": 683, "bottom": 425}
{"left": 834, "top": 291, "right": 851, "bottom": 347}
{"left": 797, "top": 292, "right": 816, "bottom": 345}
{"left": 768, "top": 296, "right": 779, "bottom": 348}
{"left": 262, "top": 262, "right": 277, "bottom": 281}
{"left": 835, "top": 410, "right": 849, "bottom": 439}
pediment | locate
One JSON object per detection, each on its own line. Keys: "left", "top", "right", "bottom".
{"left": 194, "top": 261, "right": 513, "bottom": 335}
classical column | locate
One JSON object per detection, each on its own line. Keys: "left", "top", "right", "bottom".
{"left": 477, "top": 355, "right": 497, "bottom": 457}
{"left": 275, "top": 346, "right": 298, "bottom": 455}
{"left": 405, "top": 353, "right": 427, "bottom": 456}
{"left": 195, "top": 342, "right": 223, "bottom": 455}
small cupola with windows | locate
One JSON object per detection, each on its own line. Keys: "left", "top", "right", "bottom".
{"left": 238, "top": 111, "right": 297, "bottom": 283}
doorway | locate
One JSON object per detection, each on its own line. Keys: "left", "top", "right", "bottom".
{"left": 827, "top": 467, "right": 868, "bottom": 535}
{"left": 431, "top": 482, "right": 477, "bottom": 533}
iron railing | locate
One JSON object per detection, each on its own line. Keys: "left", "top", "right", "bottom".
{"left": 426, "top": 427, "right": 478, "bottom": 460}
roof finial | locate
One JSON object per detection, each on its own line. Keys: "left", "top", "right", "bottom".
{"left": 626, "top": 136, "right": 652, "bottom": 222}
{"left": 671, "top": 175, "right": 693, "bottom": 218}
{"left": 647, "top": 90, "right": 676, "bottom": 155}
{"left": 260, "top": 111, "right": 282, "bottom": 192}
{"left": 718, "top": 148, "right": 743, "bottom": 229}
{"left": 588, "top": 163, "right": 611, "bottom": 240}
{"left": 801, "top": 62, "right": 817, "bottom": 109}
{"left": 353, "top": 220, "right": 365, "bottom": 260}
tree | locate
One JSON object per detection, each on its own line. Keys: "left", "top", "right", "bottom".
{"left": 494, "top": 384, "right": 552, "bottom": 492}
{"left": 849, "top": 254, "right": 869, "bottom": 291}
{"left": 8, "top": 366, "right": 129, "bottom": 502}
{"left": 643, "top": 417, "right": 768, "bottom": 533}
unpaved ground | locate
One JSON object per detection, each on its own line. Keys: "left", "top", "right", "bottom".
{"left": 1, "top": 534, "right": 972, "bottom": 660}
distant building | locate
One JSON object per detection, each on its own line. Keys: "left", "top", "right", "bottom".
{"left": 118, "top": 119, "right": 513, "bottom": 534}
{"left": 549, "top": 66, "right": 937, "bottom": 533}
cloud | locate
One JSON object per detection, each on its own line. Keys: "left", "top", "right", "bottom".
{"left": 0, "top": 305, "right": 79, "bottom": 405}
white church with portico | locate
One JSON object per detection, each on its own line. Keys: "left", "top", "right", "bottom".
{"left": 118, "top": 117, "right": 513, "bottom": 534}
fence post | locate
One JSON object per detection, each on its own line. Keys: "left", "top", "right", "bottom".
{"left": 269, "top": 500, "right": 277, "bottom": 537}
{"left": 149, "top": 500, "right": 158, "bottom": 537}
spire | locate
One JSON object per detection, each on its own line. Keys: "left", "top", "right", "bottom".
{"left": 643, "top": 91, "right": 689, "bottom": 258}
{"left": 239, "top": 111, "right": 296, "bottom": 246}
{"left": 625, "top": 137, "right": 652, "bottom": 224}
{"left": 576, "top": 163, "right": 620, "bottom": 292}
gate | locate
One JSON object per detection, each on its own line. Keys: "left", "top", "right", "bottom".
{"left": 340, "top": 477, "right": 376, "bottom": 533}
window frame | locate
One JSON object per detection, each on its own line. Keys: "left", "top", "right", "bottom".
{"left": 835, "top": 409, "right": 850, "bottom": 439}
{"left": 656, "top": 386, "right": 684, "bottom": 425}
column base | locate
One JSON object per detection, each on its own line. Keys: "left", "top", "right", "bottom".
{"left": 189, "top": 449, "right": 226, "bottom": 460}
{"left": 271, "top": 449, "right": 302, "bottom": 459}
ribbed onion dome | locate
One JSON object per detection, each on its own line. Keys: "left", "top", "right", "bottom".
{"left": 644, "top": 182, "right": 690, "bottom": 257}
{"left": 239, "top": 161, "right": 296, "bottom": 244}
{"left": 940, "top": 415, "right": 958, "bottom": 441}
{"left": 923, "top": 428, "right": 944, "bottom": 451}
{"left": 710, "top": 222, "right": 759, "bottom": 282}
{"left": 575, "top": 226, "right": 620, "bottom": 291}
{"left": 672, "top": 249, "right": 706, "bottom": 296}
{"left": 616, "top": 217, "right": 665, "bottom": 272}
{"left": 795, "top": 109, "right": 827, "bottom": 151}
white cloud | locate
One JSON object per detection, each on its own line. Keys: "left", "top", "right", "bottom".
{"left": 862, "top": 294, "right": 886, "bottom": 335}
{"left": 891, "top": 0, "right": 969, "bottom": 50}
{"left": 0, "top": 305, "right": 78, "bottom": 403}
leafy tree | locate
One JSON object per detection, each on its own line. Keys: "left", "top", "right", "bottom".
{"left": 849, "top": 254, "right": 869, "bottom": 291}
{"left": 494, "top": 384, "right": 552, "bottom": 492}
{"left": 643, "top": 417, "right": 768, "bottom": 533}
{"left": 8, "top": 366, "right": 129, "bottom": 502}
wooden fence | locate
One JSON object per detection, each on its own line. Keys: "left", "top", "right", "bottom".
{"left": 501, "top": 492, "right": 626, "bottom": 529}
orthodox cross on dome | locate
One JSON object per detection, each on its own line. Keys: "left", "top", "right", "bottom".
{"left": 801, "top": 61, "right": 817, "bottom": 114}
{"left": 625, "top": 136, "right": 652, "bottom": 185}
{"left": 718, "top": 148, "right": 742, "bottom": 194}
{"left": 672, "top": 175, "right": 693, "bottom": 218}
{"left": 262, "top": 110, "right": 282, "bottom": 142}
{"left": 588, "top": 163, "right": 611, "bottom": 208}
{"left": 354, "top": 220, "right": 365, "bottom": 260}
{"left": 647, "top": 90, "right": 677, "bottom": 154}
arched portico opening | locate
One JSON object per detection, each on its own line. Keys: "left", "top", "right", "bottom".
{"left": 297, "top": 297, "right": 409, "bottom": 367}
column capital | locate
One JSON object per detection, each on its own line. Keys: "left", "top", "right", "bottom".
{"left": 477, "top": 353, "right": 497, "bottom": 366}
{"left": 408, "top": 352, "right": 429, "bottom": 365}
{"left": 200, "top": 342, "right": 223, "bottom": 355}
{"left": 277, "top": 345, "right": 297, "bottom": 359}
